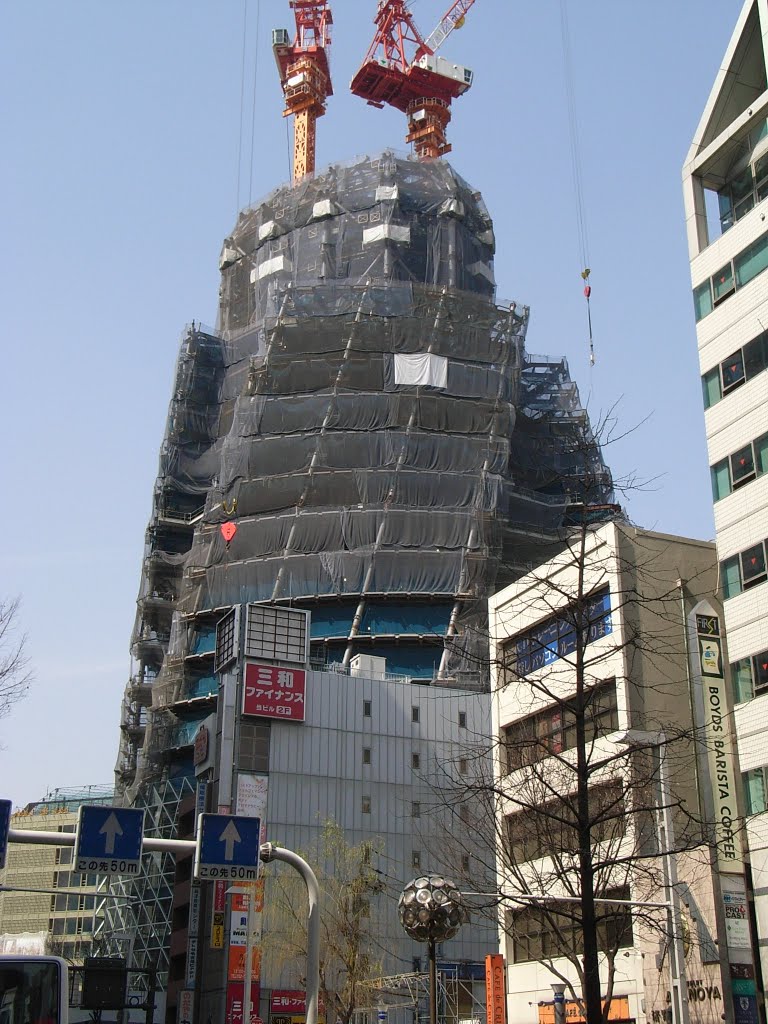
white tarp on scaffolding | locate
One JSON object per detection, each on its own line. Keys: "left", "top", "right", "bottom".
{"left": 394, "top": 352, "right": 447, "bottom": 389}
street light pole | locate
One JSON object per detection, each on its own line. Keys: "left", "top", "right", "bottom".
{"left": 260, "top": 843, "right": 320, "bottom": 1024}
{"left": 427, "top": 936, "right": 437, "bottom": 1024}
{"left": 398, "top": 875, "right": 467, "bottom": 1024}
{"left": 617, "top": 731, "right": 690, "bottom": 1024}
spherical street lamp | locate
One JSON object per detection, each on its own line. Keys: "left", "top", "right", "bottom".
{"left": 398, "top": 875, "right": 468, "bottom": 1024}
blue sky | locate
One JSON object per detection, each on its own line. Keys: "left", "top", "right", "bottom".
{"left": 0, "top": 1, "right": 741, "bottom": 808}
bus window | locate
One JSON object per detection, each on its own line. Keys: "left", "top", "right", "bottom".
{"left": 0, "top": 958, "right": 66, "bottom": 1024}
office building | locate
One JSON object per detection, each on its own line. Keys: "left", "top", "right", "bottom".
{"left": 490, "top": 523, "right": 757, "bottom": 1024}
{"left": 0, "top": 786, "right": 113, "bottom": 964}
{"left": 683, "top": 0, "right": 768, "bottom": 985}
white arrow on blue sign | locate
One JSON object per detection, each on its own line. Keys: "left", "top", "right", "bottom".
{"left": 0, "top": 799, "right": 11, "bottom": 870}
{"left": 75, "top": 805, "right": 145, "bottom": 876}
{"left": 195, "top": 813, "right": 261, "bottom": 880}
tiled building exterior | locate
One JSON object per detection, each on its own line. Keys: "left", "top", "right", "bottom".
{"left": 683, "top": 0, "right": 768, "bottom": 982}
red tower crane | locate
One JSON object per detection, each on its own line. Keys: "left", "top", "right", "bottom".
{"left": 273, "top": 1, "right": 333, "bottom": 181}
{"left": 350, "top": 0, "right": 476, "bottom": 159}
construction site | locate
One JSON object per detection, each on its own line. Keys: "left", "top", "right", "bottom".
{"left": 99, "top": 2, "right": 616, "bottom": 1022}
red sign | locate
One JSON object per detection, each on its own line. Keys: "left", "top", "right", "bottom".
{"left": 243, "top": 663, "right": 306, "bottom": 722}
{"left": 226, "top": 981, "right": 261, "bottom": 1024}
{"left": 271, "top": 993, "right": 307, "bottom": 1014}
{"left": 485, "top": 954, "right": 506, "bottom": 1024}
{"left": 214, "top": 880, "right": 227, "bottom": 912}
{"left": 193, "top": 725, "right": 209, "bottom": 766}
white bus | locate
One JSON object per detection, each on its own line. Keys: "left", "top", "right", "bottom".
{"left": 0, "top": 957, "right": 68, "bottom": 1024}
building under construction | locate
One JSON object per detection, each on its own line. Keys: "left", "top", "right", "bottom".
{"left": 103, "top": 151, "right": 613, "bottom": 1020}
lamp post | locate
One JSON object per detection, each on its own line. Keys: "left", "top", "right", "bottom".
{"left": 616, "top": 731, "right": 690, "bottom": 1024}
{"left": 398, "top": 875, "right": 467, "bottom": 1024}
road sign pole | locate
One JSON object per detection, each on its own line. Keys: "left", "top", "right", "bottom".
{"left": 244, "top": 888, "right": 255, "bottom": 1024}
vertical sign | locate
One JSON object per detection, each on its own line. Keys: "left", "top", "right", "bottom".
{"left": 0, "top": 800, "right": 11, "bottom": 870}
{"left": 689, "top": 599, "right": 759, "bottom": 1024}
{"left": 485, "top": 954, "right": 506, "bottom": 1024}
{"left": 692, "top": 606, "right": 742, "bottom": 869}
{"left": 178, "top": 990, "right": 195, "bottom": 1024}
{"left": 211, "top": 880, "right": 226, "bottom": 950}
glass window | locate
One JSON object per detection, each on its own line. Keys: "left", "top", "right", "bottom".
{"left": 719, "top": 190, "right": 734, "bottom": 231}
{"left": 362, "top": 747, "right": 371, "bottom": 765}
{"left": 412, "top": 850, "right": 421, "bottom": 869}
{"left": 753, "top": 650, "right": 768, "bottom": 693}
{"left": 743, "top": 768, "right": 767, "bottom": 815}
{"left": 361, "top": 795, "right": 371, "bottom": 814}
{"left": 732, "top": 166, "right": 755, "bottom": 202}
{"left": 735, "top": 193, "right": 756, "bottom": 221}
{"left": 702, "top": 367, "right": 722, "bottom": 409}
{"left": 694, "top": 281, "right": 713, "bottom": 321}
{"left": 745, "top": 331, "right": 768, "bottom": 380}
{"left": 412, "top": 802, "right": 421, "bottom": 818}
{"left": 755, "top": 433, "right": 768, "bottom": 475}
{"left": 713, "top": 262, "right": 736, "bottom": 304}
{"left": 711, "top": 459, "right": 731, "bottom": 501}
{"left": 722, "top": 350, "right": 746, "bottom": 392}
{"left": 750, "top": 118, "right": 768, "bottom": 149}
{"left": 363, "top": 700, "right": 371, "bottom": 717}
{"left": 731, "top": 444, "right": 756, "bottom": 487}
{"left": 411, "top": 706, "right": 420, "bottom": 723}
{"left": 735, "top": 231, "right": 768, "bottom": 287}
{"left": 756, "top": 152, "right": 768, "bottom": 190}
{"left": 721, "top": 555, "right": 742, "bottom": 599}
{"left": 741, "top": 542, "right": 767, "bottom": 588}
{"left": 412, "top": 752, "right": 421, "bottom": 769}
{"left": 459, "top": 758, "right": 468, "bottom": 775}
{"left": 458, "top": 711, "right": 467, "bottom": 728}
{"left": 732, "top": 658, "right": 754, "bottom": 703}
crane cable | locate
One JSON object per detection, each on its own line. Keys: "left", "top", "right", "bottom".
{"left": 248, "top": 0, "right": 262, "bottom": 204}
{"left": 559, "top": 0, "right": 594, "bottom": 366}
{"left": 235, "top": 0, "right": 250, "bottom": 214}
{"left": 235, "top": 0, "right": 263, "bottom": 212}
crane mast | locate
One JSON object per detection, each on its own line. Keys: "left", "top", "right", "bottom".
{"left": 273, "top": 1, "right": 333, "bottom": 181}
{"left": 350, "top": 0, "right": 476, "bottom": 159}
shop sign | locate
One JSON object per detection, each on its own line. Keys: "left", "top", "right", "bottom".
{"left": 243, "top": 663, "right": 306, "bottom": 722}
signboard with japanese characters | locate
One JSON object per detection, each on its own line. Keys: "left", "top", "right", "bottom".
{"left": 269, "top": 990, "right": 326, "bottom": 1024}
{"left": 226, "top": 981, "right": 262, "bottom": 1024}
{"left": 243, "top": 662, "right": 306, "bottom": 722}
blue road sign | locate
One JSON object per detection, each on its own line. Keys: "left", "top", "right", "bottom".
{"left": 0, "top": 799, "right": 11, "bottom": 870}
{"left": 196, "top": 814, "right": 261, "bottom": 880}
{"left": 75, "top": 805, "right": 145, "bottom": 876}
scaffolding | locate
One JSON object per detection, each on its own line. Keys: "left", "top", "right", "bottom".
{"left": 106, "top": 151, "right": 614, "bottom": 991}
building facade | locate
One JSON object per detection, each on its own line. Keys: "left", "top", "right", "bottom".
{"left": 489, "top": 523, "right": 756, "bottom": 1024}
{"left": 683, "top": 0, "right": 768, "bottom": 983}
{"left": 0, "top": 786, "right": 113, "bottom": 965}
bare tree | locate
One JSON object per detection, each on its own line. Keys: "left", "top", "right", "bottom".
{"left": 262, "top": 820, "right": 385, "bottom": 1024}
{"left": 0, "top": 597, "right": 32, "bottom": 721}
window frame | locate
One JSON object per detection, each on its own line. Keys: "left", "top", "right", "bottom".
{"left": 504, "top": 679, "right": 618, "bottom": 773}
